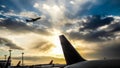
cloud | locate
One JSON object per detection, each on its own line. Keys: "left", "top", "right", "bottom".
{"left": 61, "top": 15, "right": 120, "bottom": 59}
{"left": 0, "top": 37, "right": 23, "bottom": 50}
{"left": 80, "top": 15, "right": 114, "bottom": 30}
{"left": 31, "top": 41, "right": 54, "bottom": 52}
{"left": 2, "top": 0, "right": 117, "bottom": 37}
{"left": 12, "top": 56, "right": 65, "bottom": 64}
{"left": 64, "top": 15, "right": 120, "bottom": 42}
{"left": 19, "top": 11, "right": 39, "bottom": 18}
{"left": 34, "top": 2, "right": 66, "bottom": 25}
{"left": 1, "top": 5, "right": 6, "bottom": 8}
{"left": 0, "top": 15, "right": 52, "bottom": 35}
{"left": 33, "top": 0, "right": 96, "bottom": 27}
{"left": 1, "top": 0, "right": 120, "bottom": 64}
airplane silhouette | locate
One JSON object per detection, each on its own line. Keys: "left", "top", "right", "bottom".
{"left": 26, "top": 17, "right": 41, "bottom": 22}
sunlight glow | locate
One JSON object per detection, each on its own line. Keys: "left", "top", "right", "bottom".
{"left": 50, "top": 29, "right": 63, "bottom": 57}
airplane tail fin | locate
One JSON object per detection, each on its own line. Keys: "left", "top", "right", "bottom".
{"left": 49, "top": 60, "right": 53, "bottom": 65}
{"left": 16, "top": 61, "right": 21, "bottom": 67}
{"left": 59, "top": 35, "right": 85, "bottom": 65}
{"left": 4, "top": 56, "right": 11, "bottom": 68}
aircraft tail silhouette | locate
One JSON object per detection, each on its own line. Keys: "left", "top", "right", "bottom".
{"left": 59, "top": 35, "right": 85, "bottom": 65}
{"left": 4, "top": 56, "right": 11, "bottom": 68}
{"left": 49, "top": 60, "right": 53, "bottom": 65}
{"left": 16, "top": 61, "right": 21, "bottom": 67}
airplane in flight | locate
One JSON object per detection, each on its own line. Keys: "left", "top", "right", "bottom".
{"left": 59, "top": 35, "right": 120, "bottom": 68}
{"left": 26, "top": 17, "right": 41, "bottom": 22}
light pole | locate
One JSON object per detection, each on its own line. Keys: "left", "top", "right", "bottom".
{"left": 9, "top": 50, "right": 12, "bottom": 59}
{"left": 22, "top": 52, "right": 24, "bottom": 66}
{"left": 9, "top": 49, "right": 12, "bottom": 66}
{"left": 4, "top": 55, "right": 7, "bottom": 61}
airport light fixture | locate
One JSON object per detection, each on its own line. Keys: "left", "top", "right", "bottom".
{"left": 22, "top": 52, "right": 24, "bottom": 66}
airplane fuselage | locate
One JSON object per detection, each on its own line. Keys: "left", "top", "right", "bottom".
{"left": 65, "top": 59, "right": 120, "bottom": 68}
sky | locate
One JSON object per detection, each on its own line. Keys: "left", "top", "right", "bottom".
{"left": 0, "top": 0, "right": 120, "bottom": 65}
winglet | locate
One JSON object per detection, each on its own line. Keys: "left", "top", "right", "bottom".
{"left": 59, "top": 35, "right": 85, "bottom": 65}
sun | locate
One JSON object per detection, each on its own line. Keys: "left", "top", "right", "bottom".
{"left": 50, "top": 29, "right": 63, "bottom": 57}
{"left": 52, "top": 35, "right": 63, "bottom": 54}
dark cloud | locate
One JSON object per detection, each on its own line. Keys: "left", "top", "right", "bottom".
{"left": 66, "top": 15, "right": 120, "bottom": 42}
{"left": 1, "top": 0, "right": 120, "bottom": 62}
{"left": 80, "top": 15, "right": 114, "bottom": 30}
{"left": 0, "top": 37, "right": 23, "bottom": 50}
{"left": 0, "top": 16, "right": 52, "bottom": 35}
{"left": 68, "top": 30, "right": 109, "bottom": 42}
{"left": 64, "top": 23, "right": 73, "bottom": 27}
{"left": 109, "top": 23, "right": 120, "bottom": 32}
{"left": 64, "top": 15, "right": 120, "bottom": 59}
{"left": 0, "top": 18, "right": 31, "bottom": 31}
{"left": 31, "top": 41, "right": 54, "bottom": 52}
